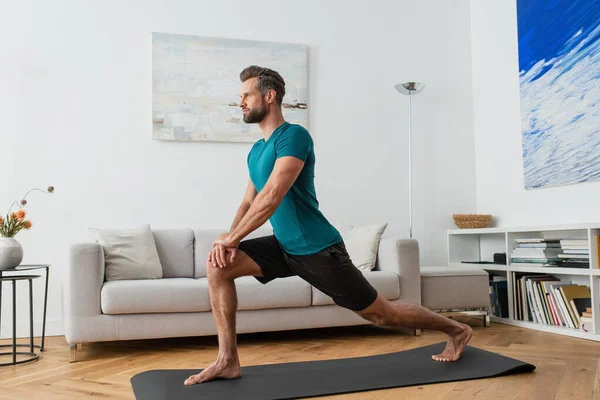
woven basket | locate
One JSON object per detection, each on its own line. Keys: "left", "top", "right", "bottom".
{"left": 452, "top": 214, "right": 492, "bottom": 229}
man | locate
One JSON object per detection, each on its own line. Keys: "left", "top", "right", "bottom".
{"left": 184, "top": 66, "right": 472, "bottom": 386}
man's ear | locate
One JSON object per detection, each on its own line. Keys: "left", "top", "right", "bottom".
{"left": 266, "top": 89, "right": 277, "bottom": 104}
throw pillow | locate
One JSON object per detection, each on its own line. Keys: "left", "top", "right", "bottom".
{"left": 89, "top": 223, "right": 163, "bottom": 281}
{"left": 341, "top": 222, "right": 388, "bottom": 272}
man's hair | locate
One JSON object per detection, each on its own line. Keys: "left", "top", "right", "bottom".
{"left": 240, "top": 66, "right": 286, "bottom": 106}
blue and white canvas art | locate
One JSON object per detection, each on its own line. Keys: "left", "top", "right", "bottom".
{"left": 517, "top": 0, "right": 600, "bottom": 189}
{"left": 152, "top": 33, "right": 307, "bottom": 143}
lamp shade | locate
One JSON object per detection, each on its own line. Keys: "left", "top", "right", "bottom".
{"left": 394, "top": 82, "right": 425, "bottom": 95}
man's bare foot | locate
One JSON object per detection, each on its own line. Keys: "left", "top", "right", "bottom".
{"left": 432, "top": 323, "right": 473, "bottom": 362}
{"left": 184, "top": 359, "right": 241, "bottom": 386}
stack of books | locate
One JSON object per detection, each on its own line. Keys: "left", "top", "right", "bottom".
{"left": 557, "top": 239, "right": 590, "bottom": 268}
{"left": 511, "top": 238, "right": 563, "bottom": 266}
{"left": 510, "top": 238, "right": 590, "bottom": 268}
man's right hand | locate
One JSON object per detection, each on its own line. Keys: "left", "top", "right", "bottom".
{"left": 208, "top": 232, "right": 238, "bottom": 268}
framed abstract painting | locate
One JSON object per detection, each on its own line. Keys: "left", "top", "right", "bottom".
{"left": 516, "top": 0, "right": 600, "bottom": 189}
{"left": 152, "top": 32, "right": 307, "bottom": 143}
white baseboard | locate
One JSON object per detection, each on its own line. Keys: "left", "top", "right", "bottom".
{"left": 0, "top": 318, "right": 64, "bottom": 340}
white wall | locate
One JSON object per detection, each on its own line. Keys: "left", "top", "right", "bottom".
{"left": 0, "top": 0, "right": 476, "bottom": 338}
{"left": 470, "top": 1, "right": 600, "bottom": 227}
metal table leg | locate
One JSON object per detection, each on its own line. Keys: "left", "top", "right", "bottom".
{"left": 12, "top": 280, "right": 16, "bottom": 365}
{"left": 29, "top": 279, "right": 34, "bottom": 353}
{"left": 0, "top": 276, "right": 40, "bottom": 367}
{"left": 0, "top": 275, "right": 2, "bottom": 339}
{"left": 41, "top": 267, "right": 48, "bottom": 351}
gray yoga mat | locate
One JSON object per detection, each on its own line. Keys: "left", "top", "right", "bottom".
{"left": 130, "top": 342, "right": 535, "bottom": 400}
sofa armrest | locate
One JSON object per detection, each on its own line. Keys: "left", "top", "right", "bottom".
{"left": 376, "top": 237, "right": 421, "bottom": 305}
{"left": 63, "top": 242, "right": 106, "bottom": 342}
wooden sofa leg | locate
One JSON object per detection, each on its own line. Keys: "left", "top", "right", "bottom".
{"left": 414, "top": 329, "right": 422, "bottom": 336}
{"left": 69, "top": 343, "right": 83, "bottom": 363}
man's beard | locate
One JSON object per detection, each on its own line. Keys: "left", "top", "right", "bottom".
{"left": 243, "top": 102, "right": 267, "bottom": 124}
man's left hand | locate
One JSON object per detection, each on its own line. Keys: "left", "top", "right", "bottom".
{"left": 213, "top": 234, "right": 240, "bottom": 249}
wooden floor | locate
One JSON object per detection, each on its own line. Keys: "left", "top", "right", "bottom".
{"left": 1, "top": 316, "right": 600, "bottom": 399}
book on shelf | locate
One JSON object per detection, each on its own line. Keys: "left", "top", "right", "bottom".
{"left": 489, "top": 276, "right": 508, "bottom": 318}
{"left": 514, "top": 238, "right": 561, "bottom": 243}
{"left": 511, "top": 272, "right": 591, "bottom": 331}
{"left": 517, "top": 242, "right": 561, "bottom": 248}
{"left": 560, "top": 239, "right": 589, "bottom": 247}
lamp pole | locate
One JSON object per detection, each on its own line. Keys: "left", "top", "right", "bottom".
{"left": 394, "top": 82, "right": 425, "bottom": 239}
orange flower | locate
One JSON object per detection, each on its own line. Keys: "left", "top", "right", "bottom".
{"left": 0, "top": 216, "right": 3, "bottom": 224}
{"left": 16, "top": 210, "right": 26, "bottom": 220}
{"left": 24, "top": 221, "right": 32, "bottom": 229}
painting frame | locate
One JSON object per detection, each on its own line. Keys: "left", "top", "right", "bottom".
{"left": 516, "top": 0, "right": 600, "bottom": 190}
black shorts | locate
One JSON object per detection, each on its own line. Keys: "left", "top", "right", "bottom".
{"left": 237, "top": 235, "right": 378, "bottom": 311}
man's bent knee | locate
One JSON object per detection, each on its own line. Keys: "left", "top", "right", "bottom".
{"left": 355, "top": 295, "right": 389, "bottom": 326}
{"left": 358, "top": 309, "right": 387, "bottom": 326}
{"left": 206, "top": 251, "right": 263, "bottom": 281}
{"left": 206, "top": 261, "right": 234, "bottom": 282}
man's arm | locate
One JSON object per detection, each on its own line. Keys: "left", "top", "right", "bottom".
{"left": 227, "top": 156, "right": 304, "bottom": 245}
{"left": 209, "top": 178, "right": 258, "bottom": 267}
{"left": 229, "top": 178, "right": 258, "bottom": 232}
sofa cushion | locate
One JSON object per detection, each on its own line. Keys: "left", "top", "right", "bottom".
{"left": 153, "top": 229, "right": 194, "bottom": 278}
{"left": 101, "top": 278, "right": 211, "bottom": 314}
{"left": 193, "top": 228, "right": 273, "bottom": 278}
{"left": 234, "top": 276, "right": 312, "bottom": 310}
{"left": 311, "top": 270, "right": 400, "bottom": 307}
{"left": 89, "top": 223, "right": 163, "bottom": 281}
{"left": 340, "top": 222, "right": 388, "bottom": 272}
{"left": 420, "top": 266, "right": 490, "bottom": 310}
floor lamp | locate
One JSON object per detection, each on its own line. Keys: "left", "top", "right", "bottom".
{"left": 394, "top": 82, "right": 425, "bottom": 239}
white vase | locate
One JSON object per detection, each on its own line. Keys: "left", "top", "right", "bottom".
{"left": 0, "top": 237, "right": 23, "bottom": 270}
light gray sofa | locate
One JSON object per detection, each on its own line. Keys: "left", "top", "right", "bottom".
{"left": 63, "top": 227, "right": 421, "bottom": 362}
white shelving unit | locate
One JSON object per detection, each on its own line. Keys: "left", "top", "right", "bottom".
{"left": 447, "top": 222, "right": 600, "bottom": 341}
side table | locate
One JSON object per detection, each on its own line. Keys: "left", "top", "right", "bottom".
{"left": 0, "top": 275, "right": 41, "bottom": 366}
{"left": 0, "top": 264, "right": 50, "bottom": 352}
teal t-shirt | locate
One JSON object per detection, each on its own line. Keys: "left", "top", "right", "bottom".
{"left": 247, "top": 121, "right": 343, "bottom": 255}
